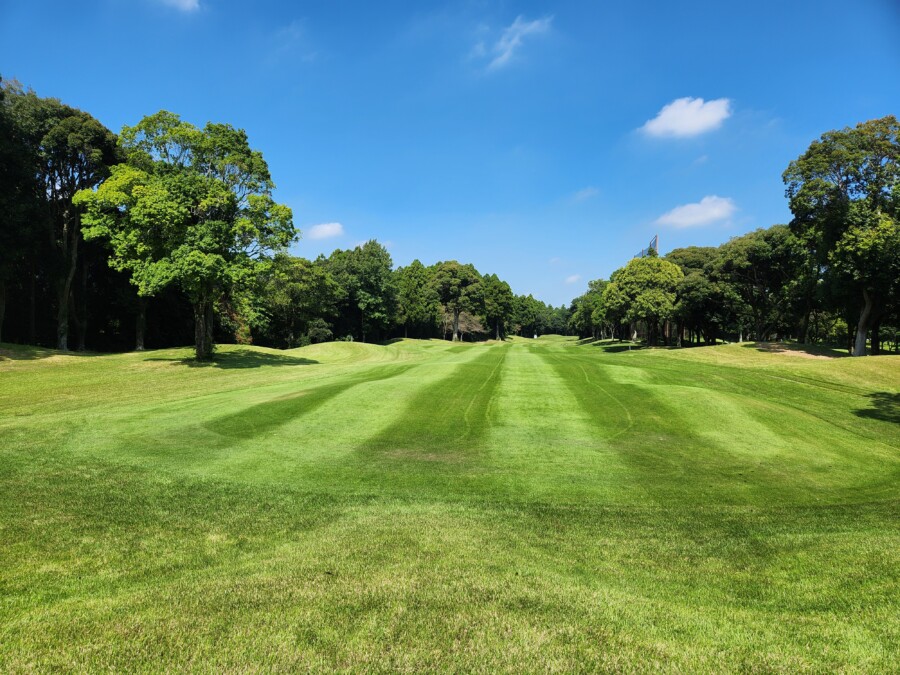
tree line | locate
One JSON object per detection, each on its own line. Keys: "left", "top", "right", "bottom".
{"left": 0, "top": 78, "right": 568, "bottom": 358}
{"left": 2, "top": 77, "right": 895, "bottom": 358}
{"left": 568, "top": 116, "right": 899, "bottom": 356}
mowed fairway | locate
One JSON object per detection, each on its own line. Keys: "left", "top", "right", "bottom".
{"left": 1, "top": 338, "right": 898, "bottom": 671}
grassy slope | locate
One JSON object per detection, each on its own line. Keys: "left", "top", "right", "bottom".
{"left": 0, "top": 339, "right": 898, "bottom": 671}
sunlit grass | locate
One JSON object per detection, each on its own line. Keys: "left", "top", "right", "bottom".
{"left": 1, "top": 338, "right": 897, "bottom": 670}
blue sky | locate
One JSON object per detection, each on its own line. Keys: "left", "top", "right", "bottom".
{"left": 2, "top": 1, "right": 898, "bottom": 305}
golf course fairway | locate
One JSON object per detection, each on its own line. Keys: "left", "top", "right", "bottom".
{"left": 1, "top": 337, "right": 898, "bottom": 671}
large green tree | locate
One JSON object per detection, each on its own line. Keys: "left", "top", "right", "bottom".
{"left": 395, "top": 259, "right": 439, "bottom": 338}
{"left": 480, "top": 273, "right": 514, "bottom": 340}
{"left": 784, "top": 115, "right": 899, "bottom": 355}
{"left": 326, "top": 241, "right": 396, "bottom": 342}
{"left": 569, "top": 279, "right": 608, "bottom": 339}
{"left": 430, "top": 261, "right": 482, "bottom": 341}
{"left": 76, "top": 111, "right": 294, "bottom": 359}
{"left": 610, "top": 254, "right": 684, "bottom": 345}
{"left": 716, "top": 226, "right": 809, "bottom": 342}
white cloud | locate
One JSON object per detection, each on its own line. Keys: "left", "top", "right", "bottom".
{"left": 486, "top": 15, "right": 552, "bottom": 70}
{"left": 565, "top": 274, "right": 581, "bottom": 284}
{"left": 641, "top": 97, "right": 731, "bottom": 138}
{"left": 548, "top": 256, "right": 562, "bottom": 265}
{"left": 655, "top": 196, "right": 736, "bottom": 228}
{"left": 572, "top": 186, "right": 599, "bottom": 202}
{"left": 307, "top": 222, "right": 345, "bottom": 240}
{"left": 157, "top": 0, "right": 200, "bottom": 11}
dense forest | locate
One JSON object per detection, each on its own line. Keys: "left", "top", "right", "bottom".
{"left": 1, "top": 77, "right": 897, "bottom": 357}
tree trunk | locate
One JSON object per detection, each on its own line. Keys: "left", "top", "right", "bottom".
{"left": 74, "top": 260, "right": 88, "bottom": 351}
{"left": 56, "top": 225, "right": 79, "bottom": 351}
{"left": 453, "top": 309, "right": 460, "bottom": 341}
{"left": 28, "top": 268, "right": 36, "bottom": 345}
{"left": 798, "top": 310, "right": 810, "bottom": 344}
{"left": 135, "top": 297, "right": 146, "bottom": 351}
{"left": 0, "top": 280, "right": 6, "bottom": 344}
{"left": 194, "top": 297, "right": 214, "bottom": 360}
{"left": 871, "top": 322, "right": 881, "bottom": 355}
{"left": 70, "top": 293, "right": 85, "bottom": 352}
{"left": 755, "top": 319, "right": 766, "bottom": 344}
{"left": 852, "top": 289, "right": 874, "bottom": 357}
{"left": 495, "top": 319, "right": 500, "bottom": 341}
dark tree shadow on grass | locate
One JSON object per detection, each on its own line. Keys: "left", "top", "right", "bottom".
{"left": 855, "top": 392, "right": 900, "bottom": 424}
{"left": 0, "top": 344, "right": 103, "bottom": 361}
{"left": 591, "top": 341, "right": 645, "bottom": 353}
{"left": 146, "top": 349, "right": 318, "bottom": 369}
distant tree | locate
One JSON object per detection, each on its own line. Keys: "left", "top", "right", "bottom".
{"left": 326, "top": 241, "right": 396, "bottom": 342}
{"left": 431, "top": 261, "right": 482, "bottom": 341}
{"left": 599, "top": 280, "right": 629, "bottom": 339}
{"left": 784, "top": 115, "right": 899, "bottom": 355}
{"left": 611, "top": 255, "right": 684, "bottom": 345}
{"left": 395, "top": 259, "right": 439, "bottom": 337}
{"left": 481, "top": 273, "right": 514, "bottom": 339}
{"left": 716, "top": 226, "right": 810, "bottom": 342}
{"left": 76, "top": 111, "right": 294, "bottom": 359}
{"left": 510, "top": 294, "right": 537, "bottom": 336}
{"left": 572, "top": 279, "right": 608, "bottom": 339}
{"left": 673, "top": 270, "right": 737, "bottom": 345}
{"left": 258, "top": 254, "right": 341, "bottom": 348}
{"left": 666, "top": 247, "right": 721, "bottom": 344}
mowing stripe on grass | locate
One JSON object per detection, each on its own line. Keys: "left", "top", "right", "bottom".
{"left": 356, "top": 344, "right": 509, "bottom": 463}
{"left": 204, "top": 364, "right": 417, "bottom": 441}
{"left": 478, "top": 343, "right": 648, "bottom": 505}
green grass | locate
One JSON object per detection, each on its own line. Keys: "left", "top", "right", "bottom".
{"left": 1, "top": 338, "right": 898, "bottom": 671}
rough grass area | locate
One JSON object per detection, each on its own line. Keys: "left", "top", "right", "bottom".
{"left": 1, "top": 338, "right": 898, "bottom": 671}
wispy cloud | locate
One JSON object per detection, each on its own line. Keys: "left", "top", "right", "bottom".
{"left": 268, "top": 20, "right": 318, "bottom": 65}
{"left": 548, "top": 256, "right": 562, "bottom": 265}
{"left": 565, "top": 274, "right": 582, "bottom": 284}
{"left": 473, "top": 15, "right": 552, "bottom": 71}
{"left": 655, "top": 196, "right": 736, "bottom": 228}
{"left": 156, "top": 0, "right": 200, "bottom": 11}
{"left": 307, "top": 222, "right": 345, "bottom": 240}
{"left": 571, "top": 186, "right": 599, "bottom": 203}
{"left": 641, "top": 97, "right": 731, "bottom": 138}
